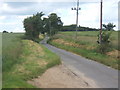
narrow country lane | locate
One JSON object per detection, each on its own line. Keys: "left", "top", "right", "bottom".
{"left": 42, "top": 42, "right": 118, "bottom": 88}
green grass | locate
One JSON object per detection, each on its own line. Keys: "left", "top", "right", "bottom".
{"left": 2, "top": 33, "right": 61, "bottom": 88}
{"left": 2, "top": 33, "right": 24, "bottom": 72}
{"left": 49, "top": 31, "right": 119, "bottom": 70}
{"left": 57, "top": 31, "right": 118, "bottom": 50}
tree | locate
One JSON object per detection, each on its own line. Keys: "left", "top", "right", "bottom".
{"left": 23, "top": 12, "right": 44, "bottom": 42}
{"left": 3, "top": 31, "right": 8, "bottom": 33}
{"left": 103, "top": 23, "right": 116, "bottom": 31}
{"left": 23, "top": 12, "right": 63, "bottom": 42}
{"left": 48, "top": 13, "right": 63, "bottom": 36}
{"left": 43, "top": 17, "right": 50, "bottom": 34}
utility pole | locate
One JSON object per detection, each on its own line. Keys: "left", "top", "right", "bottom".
{"left": 100, "top": 0, "right": 103, "bottom": 44}
{"left": 72, "top": 0, "right": 81, "bottom": 40}
{"left": 49, "top": 19, "right": 51, "bottom": 37}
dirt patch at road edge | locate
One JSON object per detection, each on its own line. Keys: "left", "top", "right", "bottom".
{"left": 28, "top": 64, "right": 98, "bottom": 88}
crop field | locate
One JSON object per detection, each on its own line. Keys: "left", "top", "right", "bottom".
{"left": 49, "top": 31, "right": 119, "bottom": 69}
{"left": 2, "top": 33, "right": 61, "bottom": 88}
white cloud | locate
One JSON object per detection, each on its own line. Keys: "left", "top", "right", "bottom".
{"left": 3, "top": 0, "right": 115, "bottom": 3}
{"left": 0, "top": 0, "right": 4, "bottom": 14}
{"left": 80, "top": 3, "right": 99, "bottom": 22}
{"left": 17, "top": 15, "right": 32, "bottom": 19}
{"left": 0, "top": 16, "right": 6, "bottom": 20}
{"left": 0, "top": 22, "right": 17, "bottom": 25}
{"left": 1, "top": 3, "right": 31, "bottom": 15}
{"left": 11, "top": 27, "right": 25, "bottom": 32}
{"left": 0, "top": 15, "right": 25, "bottom": 32}
{"left": 102, "top": 0, "right": 118, "bottom": 30}
{"left": 1, "top": 3, "right": 15, "bottom": 13}
{"left": 51, "top": 0, "right": 118, "bottom": 30}
{"left": 0, "top": 0, "right": 119, "bottom": 32}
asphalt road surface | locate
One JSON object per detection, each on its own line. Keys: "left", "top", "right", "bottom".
{"left": 41, "top": 40, "right": 118, "bottom": 88}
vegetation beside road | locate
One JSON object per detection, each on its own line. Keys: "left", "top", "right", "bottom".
{"left": 2, "top": 33, "right": 61, "bottom": 88}
{"left": 48, "top": 31, "right": 119, "bottom": 70}
{"left": 23, "top": 12, "right": 63, "bottom": 42}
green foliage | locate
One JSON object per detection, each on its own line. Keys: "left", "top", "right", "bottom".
{"left": 62, "top": 24, "right": 76, "bottom": 31}
{"left": 23, "top": 12, "right": 44, "bottom": 42}
{"left": 23, "top": 12, "right": 63, "bottom": 42}
{"left": 61, "top": 24, "right": 99, "bottom": 31}
{"left": 103, "top": 23, "right": 116, "bottom": 31}
{"left": 43, "top": 17, "right": 50, "bottom": 34}
{"left": 101, "top": 31, "right": 111, "bottom": 42}
{"left": 97, "top": 31, "right": 112, "bottom": 54}
{"left": 44, "top": 13, "right": 63, "bottom": 36}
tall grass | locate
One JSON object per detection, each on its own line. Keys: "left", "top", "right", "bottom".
{"left": 2, "top": 33, "right": 33, "bottom": 88}
{"left": 2, "top": 33, "right": 24, "bottom": 72}
{"left": 2, "top": 33, "right": 61, "bottom": 88}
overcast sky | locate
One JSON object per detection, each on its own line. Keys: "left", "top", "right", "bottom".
{"left": 0, "top": 0, "right": 119, "bottom": 32}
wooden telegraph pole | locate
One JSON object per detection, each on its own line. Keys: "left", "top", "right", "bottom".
{"left": 71, "top": 0, "right": 81, "bottom": 40}
{"left": 100, "top": 0, "right": 103, "bottom": 44}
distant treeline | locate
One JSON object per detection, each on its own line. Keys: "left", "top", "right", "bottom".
{"left": 2, "top": 31, "right": 13, "bottom": 33}
{"left": 61, "top": 24, "right": 99, "bottom": 31}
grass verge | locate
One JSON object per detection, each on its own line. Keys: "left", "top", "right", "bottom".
{"left": 48, "top": 31, "right": 119, "bottom": 70}
{"left": 2, "top": 33, "right": 61, "bottom": 88}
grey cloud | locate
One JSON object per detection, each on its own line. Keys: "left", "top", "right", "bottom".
{"left": 2, "top": 1, "right": 104, "bottom": 16}
{"left": 4, "top": 0, "right": 101, "bottom": 3}
{"left": 6, "top": 2, "right": 37, "bottom": 8}
{"left": 1, "top": 0, "right": 119, "bottom": 31}
{"left": 2, "top": 2, "right": 76, "bottom": 15}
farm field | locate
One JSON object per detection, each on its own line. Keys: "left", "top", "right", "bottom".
{"left": 2, "top": 33, "right": 61, "bottom": 88}
{"left": 49, "top": 31, "right": 119, "bottom": 70}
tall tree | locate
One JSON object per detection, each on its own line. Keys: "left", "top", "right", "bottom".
{"left": 23, "top": 12, "right": 63, "bottom": 42}
{"left": 103, "top": 23, "right": 116, "bottom": 31}
{"left": 48, "top": 13, "right": 63, "bottom": 36}
{"left": 23, "top": 12, "right": 44, "bottom": 41}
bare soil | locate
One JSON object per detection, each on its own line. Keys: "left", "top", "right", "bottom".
{"left": 106, "top": 50, "right": 120, "bottom": 59}
{"left": 28, "top": 64, "right": 98, "bottom": 88}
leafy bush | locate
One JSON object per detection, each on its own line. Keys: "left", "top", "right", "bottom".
{"left": 97, "top": 31, "right": 112, "bottom": 54}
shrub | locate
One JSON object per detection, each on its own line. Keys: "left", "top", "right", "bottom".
{"left": 97, "top": 31, "right": 112, "bottom": 54}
